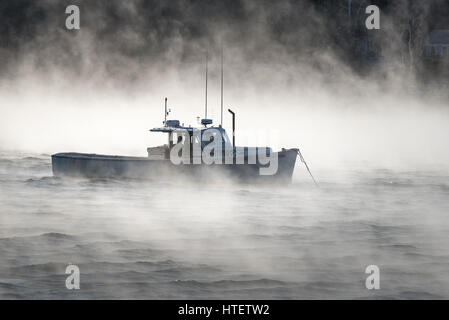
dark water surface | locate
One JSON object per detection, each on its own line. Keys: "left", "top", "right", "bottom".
{"left": 1, "top": 151, "right": 449, "bottom": 299}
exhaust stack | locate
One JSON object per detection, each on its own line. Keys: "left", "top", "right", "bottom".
{"left": 228, "top": 109, "right": 235, "bottom": 148}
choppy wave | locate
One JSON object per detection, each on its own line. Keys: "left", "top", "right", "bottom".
{"left": 1, "top": 151, "right": 449, "bottom": 299}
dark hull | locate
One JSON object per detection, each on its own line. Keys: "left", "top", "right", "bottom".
{"left": 52, "top": 149, "right": 298, "bottom": 183}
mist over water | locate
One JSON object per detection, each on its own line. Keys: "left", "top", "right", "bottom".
{"left": 1, "top": 0, "right": 449, "bottom": 169}
{"left": 1, "top": 0, "right": 449, "bottom": 299}
{"left": 1, "top": 153, "right": 449, "bottom": 299}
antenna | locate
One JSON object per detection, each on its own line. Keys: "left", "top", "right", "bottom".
{"left": 220, "top": 46, "right": 224, "bottom": 126}
{"left": 205, "top": 50, "right": 208, "bottom": 119}
{"left": 164, "top": 97, "right": 167, "bottom": 126}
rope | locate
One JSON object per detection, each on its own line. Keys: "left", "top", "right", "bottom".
{"left": 297, "top": 149, "right": 319, "bottom": 187}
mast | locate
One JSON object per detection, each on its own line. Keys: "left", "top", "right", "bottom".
{"left": 205, "top": 50, "right": 208, "bottom": 119}
{"left": 220, "top": 46, "right": 224, "bottom": 126}
{"left": 164, "top": 97, "right": 167, "bottom": 125}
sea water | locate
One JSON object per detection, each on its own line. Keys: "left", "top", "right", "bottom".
{"left": 1, "top": 151, "right": 449, "bottom": 299}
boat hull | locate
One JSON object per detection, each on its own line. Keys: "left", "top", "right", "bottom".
{"left": 51, "top": 149, "right": 298, "bottom": 183}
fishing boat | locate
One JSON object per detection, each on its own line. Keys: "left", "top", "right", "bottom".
{"left": 52, "top": 53, "right": 315, "bottom": 184}
{"left": 52, "top": 107, "right": 300, "bottom": 183}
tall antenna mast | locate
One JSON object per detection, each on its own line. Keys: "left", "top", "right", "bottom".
{"left": 220, "top": 46, "right": 224, "bottom": 126}
{"left": 164, "top": 97, "right": 167, "bottom": 125}
{"left": 205, "top": 50, "right": 208, "bottom": 119}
